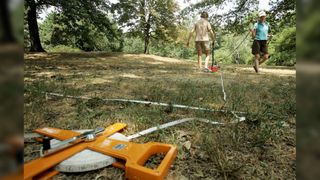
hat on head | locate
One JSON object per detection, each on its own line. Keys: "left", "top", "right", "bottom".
{"left": 259, "top": 11, "right": 266, "bottom": 17}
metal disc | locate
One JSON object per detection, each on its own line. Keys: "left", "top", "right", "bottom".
{"left": 48, "top": 133, "right": 129, "bottom": 172}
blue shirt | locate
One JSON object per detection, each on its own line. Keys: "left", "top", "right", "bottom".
{"left": 254, "top": 22, "right": 269, "bottom": 40}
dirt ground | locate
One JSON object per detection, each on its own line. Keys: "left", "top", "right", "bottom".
{"left": 24, "top": 52, "right": 296, "bottom": 179}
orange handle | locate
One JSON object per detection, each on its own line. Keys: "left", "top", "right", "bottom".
{"left": 126, "top": 142, "right": 177, "bottom": 180}
{"left": 89, "top": 139, "right": 178, "bottom": 180}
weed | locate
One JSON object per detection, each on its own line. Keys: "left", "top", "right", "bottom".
{"left": 201, "top": 133, "right": 243, "bottom": 179}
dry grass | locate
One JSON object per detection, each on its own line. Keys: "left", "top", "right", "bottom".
{"left": 24, "top": 52, "right": 296, "bottom": 179}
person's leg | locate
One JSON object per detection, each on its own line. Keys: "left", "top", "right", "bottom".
{"left": 252, "top": 40, "right": 260, "bottom": 73}
{"left": 254, "top": 54, "right": 260, "bottom": 72}
{"left": 195, "top": 42, "right": 202, "bottom": 69}
{"left": 259, "top": 53, "right": 269, "bottom": 65}
{"left": 204, "top": 42, "right": 210, "bottom": 68}
{"left": 198, "top": 50, "right": 202, "bottom": 69}
{"left": 204, "top": 50, "right": 210, "bottom": 68}
{"left": 259, "top": 41, "right": 269, "bottom": 65}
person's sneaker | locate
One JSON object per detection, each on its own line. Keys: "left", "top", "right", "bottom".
{"left": 253, "top": 65, "right": 259, "bottom": 73}
{"left": 202, "top": 67, "right": 211, "bottom": 72}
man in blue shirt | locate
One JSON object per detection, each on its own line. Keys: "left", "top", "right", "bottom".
{"left": 251, "top": 11, "right": 272, "bottom": 73}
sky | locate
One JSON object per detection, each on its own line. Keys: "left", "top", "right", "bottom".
{"left": 259, "top": 0, "right": 271, "bottom": 11}
{"left": 177, "top": 0, "right": 199, "bottom": 9}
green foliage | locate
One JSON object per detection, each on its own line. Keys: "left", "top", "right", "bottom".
{"left": 268, "top": 27, "right": 296, "bottom": 66}
{"left": 269, "top": 0, "right": 296, "bottom": 33}
{"left": 48, "top": 45, "right": 82, "bottom": 52}
{"left": 25, "top": 0, "right": 123, "bottom": 52}
{"left": 39, "top": 12, "right": 122, "bottom": 52}
{"left": 215, "top": 33, "right": 252, "bottom": 64}
{"left": 150, "top": 41, "right": 194, "bottom": 59}
{"left": 122, "top": 37, "right": 145, "bottom": 53}
{"left": 122, "top": 36, "right": 195, "bottom": 59}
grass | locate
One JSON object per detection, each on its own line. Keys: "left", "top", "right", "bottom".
{"left": 24, "top": 52, "right": 296, "bottom": 179}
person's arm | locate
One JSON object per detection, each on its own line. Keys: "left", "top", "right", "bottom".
{"left": 208, "top": 23, "right": 215, "bottom": 41}
{"left": 209, "top": 29, "right": 215, "bottom": 41}
{"left": 251, "top": 29, "right": 256, "bottom": 39}
{"left": 186, "top": 26, "right": 195, "bottom": 47}
{"left": 251, "top": 23, "right": 257, "bottom": 39}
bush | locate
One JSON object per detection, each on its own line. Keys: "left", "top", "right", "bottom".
{"left": 38, "top": 12, "right": 122, "bottom": 52}
{"left": 150, "top": 42, "right": 194, "bottom": 59}
{"left": 48, "top": 45, "right": 82, "bottom": 52}
{"left": 122, "top": 36, "right": 195, "bottom": 60}
{"left": 268, "top": 27, "right": 296, "bottom": 66}
{"left": 123, "top": 37, "right": 144, "bottom": 53}
{"left": 215, "top": 34, "right": 252, "bottom": 64}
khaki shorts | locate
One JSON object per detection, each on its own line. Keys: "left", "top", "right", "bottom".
{"left": 195, "top": 41, "right": 210, "bottom": 52}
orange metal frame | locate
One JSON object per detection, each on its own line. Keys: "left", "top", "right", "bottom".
{"left": 24, "top": 123, "right": 178, "bottom": 180}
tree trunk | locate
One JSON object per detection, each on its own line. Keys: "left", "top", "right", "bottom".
{"left": 144, "top": 34, "right": 150, "bottom": 54}
{"left": 26, "top": 0, "right": 45, "bottom": 52}
{"left": 144, "top": 15, "right": 151, "bottom": 54}
{"left": 0, "top": 0, "right": 16, "bottom": 42}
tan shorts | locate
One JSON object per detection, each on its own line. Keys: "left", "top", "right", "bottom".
{"left": 195, "top": 41, "right": 210, "bottom": 52}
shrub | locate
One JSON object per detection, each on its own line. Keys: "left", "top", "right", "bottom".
{"left": 48, "top": 45, "right": 82, "bottom": 52}
{"left": 268, "top": 27, "right": 296, "bottom": 66}
{"left": 122, "top": 37, "right": 144, "bottom": 53}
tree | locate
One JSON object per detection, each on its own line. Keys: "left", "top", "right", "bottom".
{"left": 24, "top": 0, "right": 118, "bottom": 52}
{"left": 39, "top": 12, "right": 122, "bottom": 51}
{"left": 25, "top": 0, "right": 45, "bottom": 52}
{"left": 112, "top": 0, "right": 178, "bottom": 54}
{"left": 181, "top": 0, "right": 295, "bottom": 34}
{"left": 268, "top": 0, "right": 296, "bottom": 32}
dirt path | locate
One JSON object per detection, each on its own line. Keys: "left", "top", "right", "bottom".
{"left": 239, "top": 66, "right": 295, "bottom": 76}
{"left": 121, "top": 53, "right": 296, "bottom": 76}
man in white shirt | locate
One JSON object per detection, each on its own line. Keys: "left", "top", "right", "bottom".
{"left": 187, "top": 12, "right": 215, "bottom": 71}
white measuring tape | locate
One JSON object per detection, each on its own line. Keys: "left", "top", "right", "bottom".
{"left": 127, "top": 117, "right": 245, "bottom": 140}
{"left": 41, "top": 92, "right": 245, "bottom": 116}
{"left": 220, "top": 72, "right": 227, "bottom": 102}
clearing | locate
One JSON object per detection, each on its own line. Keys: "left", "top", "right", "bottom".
{"left": 24, "top": 52, "right": 296, "bottom": 179}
